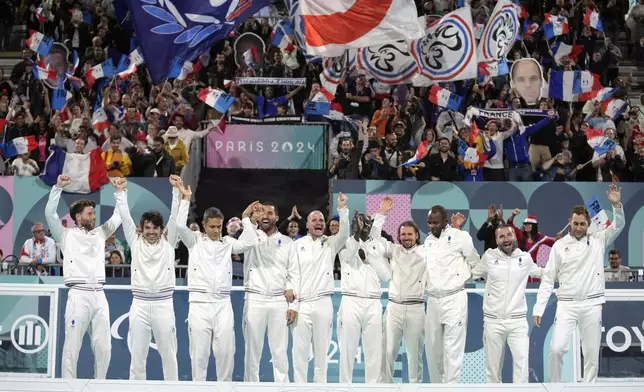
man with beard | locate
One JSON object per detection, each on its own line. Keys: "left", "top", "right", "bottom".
{"left": 371, "top": 205, "right": 427, "bottom": 383}
{"left": 176, "top": 199, "right": 263, "bottom": 381}
{"left": 329, "top": 136, "right": 363, "bottom": 180}
{"left": 290, "top": 193, "right": 349, "bottom": 383}
{"left": 471, "top": 225, "right": 542, "bottom": 383}
{"left": 424, "top": 205, "right": 480, "bottom": 384}
{"left": 112, "top": 175, "right": 190, "bottom": 380}
{"left": 533, "top": 184, "right": 624, "bottom": 383}
{"left": 45, "top": 175, "right": 122, "bottom": 379}
{"left": 242, "top": 202, "right": 299, "bottom": 382}
{"left": 337, "top": 199, "right": 393, "bottom": 383}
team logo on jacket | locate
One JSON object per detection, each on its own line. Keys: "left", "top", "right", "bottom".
{"left": 494, "top": 260, "right": 499, "bottom": 265}
{"left": 564, "top": 247, "right": 569, "bottom": 252}
{"left": 518, "top": 257, "right": 522, "bottom": 265}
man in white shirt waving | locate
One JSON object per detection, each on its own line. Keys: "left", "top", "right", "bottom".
{"left": 471, "top": 225, "right": 543, "bottom": 383}
{"left": 242, "top": 202, "right": 299, "bottom": 382}
{"left": 290, "top": 193, "right": 349, "bottom": 383}
{"left": 371, "top": 203, "right": 427, "bottom": 384}
{"left": 533, "top": 183, "right": 624, "bottom": 383}
{"left": 112, "top": 175, "right": 190, "bottom": 380}
{"left": 337, "top": 202, "right": 392, "bottom": 383}
{"left": 45, "top": 175, "right": 122, "bottom": 379}
{"left": 176, "top": 198, "right": 262, "bottom": 381}
{"left": 424, "top": 205, "right": 480, "bottom": 384}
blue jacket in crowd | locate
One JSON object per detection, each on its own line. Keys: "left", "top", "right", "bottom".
{"left": 503, "top": 118, "right": 552, "bottom": 166}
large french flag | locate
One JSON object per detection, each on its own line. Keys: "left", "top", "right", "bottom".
{"left": 0, "top": 136, "right": 38, "bottom": 158}
{"left": 85, "top": 59, "right": 115, "bottom": 88}
{"left": 300, "top": 0, "right": 424, "bottom": 56}
{"left": 602, "top": 98, "right": 627, "bottom": 120}
{"left": 549, "top": 71, "right": 601, "bottom": 102}
{"left": 583, "top": 9, "right": 603, "bottom": 32}
{"left": 198, "top": 88, "right": 236, "bottom": 114}
{"left": 26, "top": 30, "right": 53, "bottom": 55}
{"left": 543, "top": 14, "right": 569, "bottom": 39}
{"left": 40, "top": 146, "right": 109, "bottom": 194}
{"left": 429, "top": 85, "right": 463, "bottom": 111}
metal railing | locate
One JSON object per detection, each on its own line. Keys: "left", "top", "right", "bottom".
{"left": 1, "top": 262, "right": 189, "bottom": 279}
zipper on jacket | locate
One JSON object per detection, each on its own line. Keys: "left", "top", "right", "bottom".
{"left": 503, "top": 257, "right": 511, "bottom": 319}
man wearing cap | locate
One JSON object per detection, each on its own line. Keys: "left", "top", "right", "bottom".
{"left": 164, "top": 126, "right": 189, "bottom": 173}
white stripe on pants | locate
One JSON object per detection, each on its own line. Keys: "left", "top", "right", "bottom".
{"left": 337, "top": 296, "right": 383, "bottom": 383}
{"left": 424, "top": 290, "right": 467, "bottom": 384}
{"left": 291, "top": 296, "right": 333, "bottom": 383}
{"left": 483, "top": 318, "right": 529, "bottom": 383}
{"left": 548, "top": 303, "right": 602, "bottom": 383}
{"left": 380, "top": 302, "right": 425, "bottom": 383}
{"left": 128, "top": 298, "right": 178, "bottom": 380}
{"left": 242, "top": 298, "right": 289, "bottom": 382}
{"left": 188, "top": 300, "right": 235, "bottom": 381}
{"left": 61, "top": 288, "right": 111, "bottom": 379}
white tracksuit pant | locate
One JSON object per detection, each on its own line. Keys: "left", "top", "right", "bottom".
{"left": 483, "top": 318, "right": 529, "bottom": 383}
{"left": 128, "top": 298, "right": 178, "bottom": 380}
{"left": 380, "top": 301, "right": 425, "bottom": 383}
{"left": 548, "top": 303, "right": 602, "bottom": 383}
{"left": 337, "top": 296, "right": 383, "bottom": 383}
{"left": 292, "top": 296, "right": 333, "bottom": 383}
{"left": 61, "top": 288, "right": 111, "bottom": 379}
{"left": 188, "top": 299, "right": 235, "bottom": 381}
{"left": 424, "top": 290, "right": 467, "bottom": 384}
{"left": 242, "top": 298, "right": 289, "bottom": 382}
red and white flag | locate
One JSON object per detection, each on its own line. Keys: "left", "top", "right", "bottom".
{"left": 300, "top": 0, "right": 424, "bottom": 57}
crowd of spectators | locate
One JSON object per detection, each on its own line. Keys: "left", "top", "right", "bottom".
{"left": 0, "top": 1, "right": 642, "bottom": 183}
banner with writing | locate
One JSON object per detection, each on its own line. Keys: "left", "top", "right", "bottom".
{"left": 205, "top": 124, "right": 325, "bottom": 169}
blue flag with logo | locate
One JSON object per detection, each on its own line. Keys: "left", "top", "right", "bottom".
{"left": 127, "top": 0, "right": 272, "bottom": 83}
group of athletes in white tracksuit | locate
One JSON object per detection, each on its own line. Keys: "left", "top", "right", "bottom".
{"left": 46, "top": 175, "right": 624, "bottom": 384}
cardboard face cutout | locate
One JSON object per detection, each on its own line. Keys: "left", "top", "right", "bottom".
{"left": 510, "top": 58, "right": 546, "bottom": 105}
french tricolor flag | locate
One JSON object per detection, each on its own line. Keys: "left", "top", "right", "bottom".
{"left": 85, "top": 59, "right": 115, "bottom": 88}
{"left": 549, "top": 70, "right": 601, "bottom": 102}
{"left": 198, "top": 88, "right": 236, "bottom": 114}
{"left": 512, "top": 0, "right": 528, "bottom": 19}
{"left": 40, "top": 146, "right": 109, "bottom": 194}
{"left": 478, "top": 58, "right": 509, "bottom": 77}
{"left": 168, "top": 56, "right": 201, "bottom": 81}
{"left": 117, "top": 48, "right": 145, "bottom": 79}
{"left": 400, "top": 140, "right": 430, "bottom": 167}
{"left": 586, "top": 196, "right": 611, "bottom": 234}
{"left": 32, "top": 64, "right": 58, "bottom": 82}
{"left": 271, "top": 21, "right": 296, "bottom": 52}
{"left": 572, "top": 71, "right": 602, "bottom": 95}
{"left": 543, "top": 14, "right": 569, "bottom": 39}
{"left": 69, "top": 51, "right": 79, "bottom": 74}
{"left": 428, "top": 85, "right": 463, "bottom": 111}
{"left": 586, "top": 127, "right": 604, "bottom": 148}
{"left": 552, "top": 42, "right": 583, "bottom": 65}
{"left": 522, "top": 20, "right": 539, "bottom": 39}
{"left": 592, "top": 87, "right": 618, "bottom": 103}
{"left": 602, "top": 98, "right": 627, "bottom": 120}
{"left": 583, "top": 9, "right": 603, "bottom": 32}
{"left": 0, "top": 135, "right": 38, "bottom": 158}
{"left": 92, "top": 108, "right": 111, "bottom": 132}
{"left": 26, "top": 30, "right": 53, "bottom": 55}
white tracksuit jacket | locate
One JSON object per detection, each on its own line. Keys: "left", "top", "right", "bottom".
{"left": 242, "top": 229, "right": 296, "bottom": 382}
{"left": 289, "top": 207, "right": 349, "bottom": 383}
{"left": 533, "top": 205, "right": 624, "bottom": 383}
{"left": 176, "top": 208, "right": 259, "bottom": 382}
{"left": 371, "top": 213, "right": 427, "bottom": 384}
{"left": 45, "top": 185, "right": 122, "bottom": 379}
{"left": 115, "top": 189, "right": 188, "bottom": 381}
{"left": 472, "top": 248, "right": 542, "bottom": 383}
{"left": 337, "top": 236, "right": 391, "bottom": 383}
{"left": 423, "top": 227, "right": 480, "bottom": 384}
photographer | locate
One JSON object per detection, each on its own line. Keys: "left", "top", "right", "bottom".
{"left": 329, "top": 122, "right": 367, "bottom": 180}
{"left": 127, "top": 134, "right": 157, "bottom": 177}
{"left": 477, "top": 204, "right": 505, "bottom": 251}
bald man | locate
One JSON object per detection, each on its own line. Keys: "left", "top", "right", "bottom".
{"left": 510, "top": 58, "right": 544, "bottom": 105}
{"left": 289, "top": 193, "right": 349, "bottom": 383}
